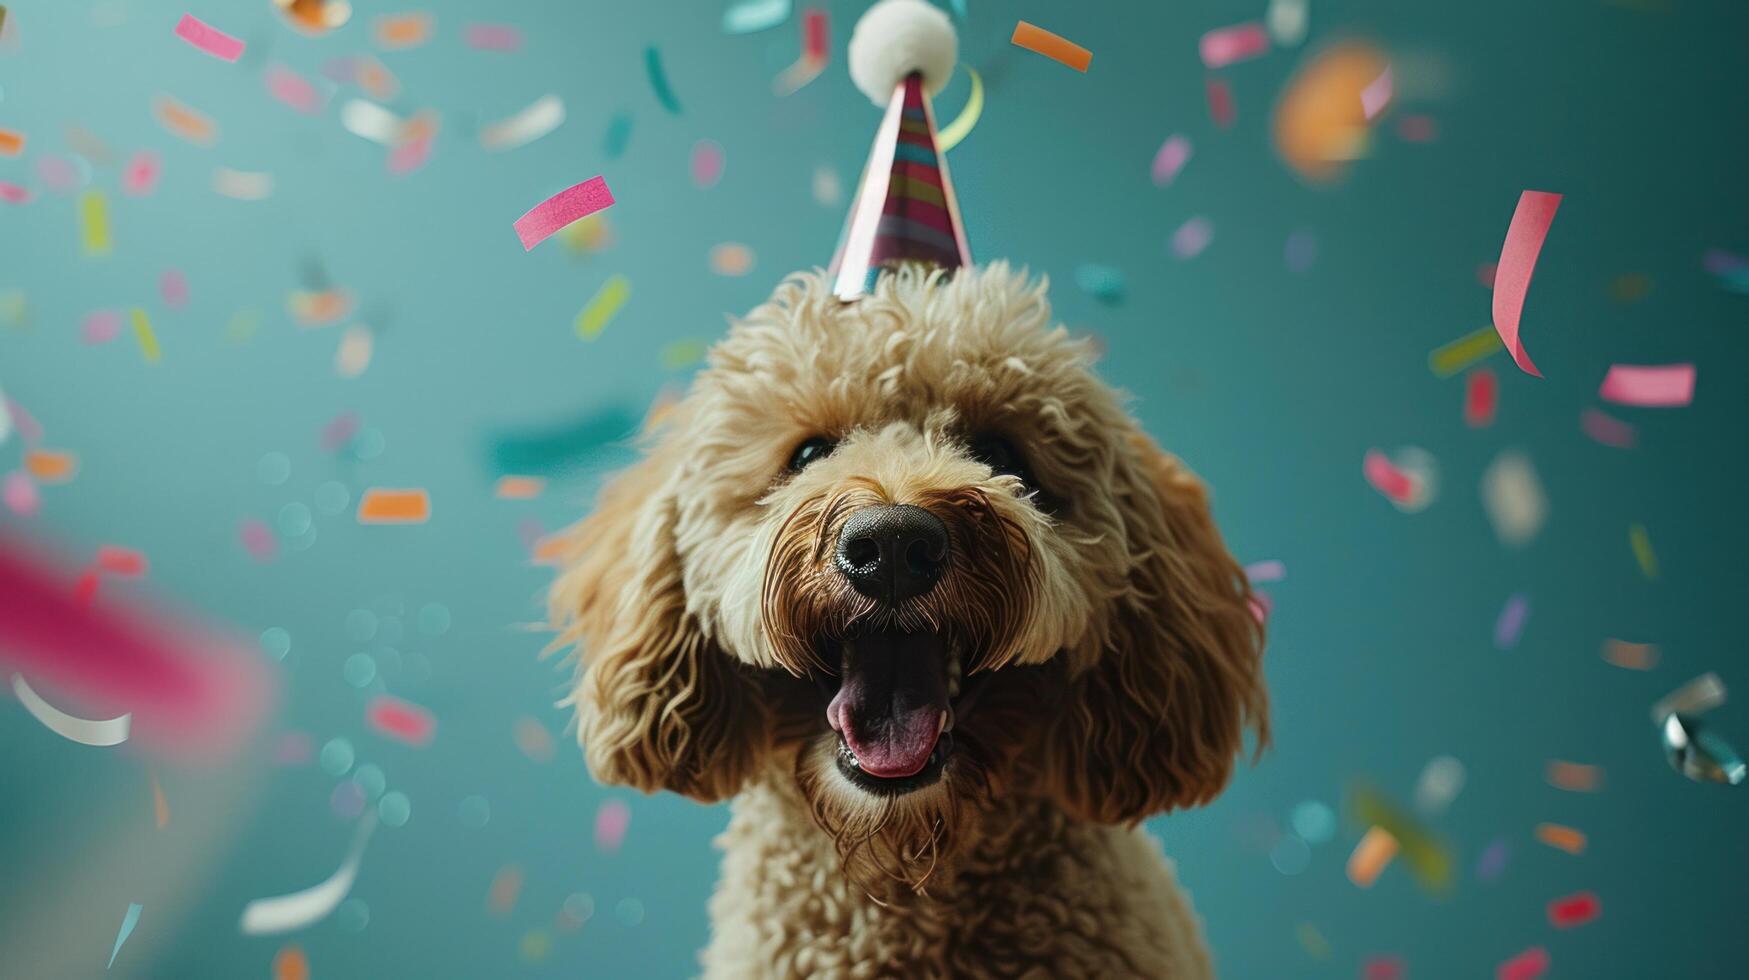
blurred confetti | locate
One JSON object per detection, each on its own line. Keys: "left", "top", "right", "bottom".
{"left": 595, "top": 798, "right": 631, "bottom": 853}
{"left": 1492, "top": 593, "right": 1529, "bottom": 650}
{"left": 1481, "top": 450, "right": 1546, "bottom": 547}
{"left": 1534, "top": 823, "right": 1586, "bottom": 855}
{"left": 1547, "top": 891, "right": 1600, "bottom": 928}
{"left": 1496, "top": 946, "right": 1550, "bottom": 980}
{"left": 487, "top": 864, "right": 524, "bottom": 917}
{"left": 239, "top": 814, "right": 377, "bottom": 935}
{"left": 1545, "top": 761, "right": 1603, "bottom": 792}
{"left": 108, "top": 902, "right": 142, "bottom": 969}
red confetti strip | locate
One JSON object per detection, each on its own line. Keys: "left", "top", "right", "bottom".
{"left": 1547, "top": 890, "right": 1600, "bottom": 928}
{"left": 1363, "top": 449, "right": 1415, "bottom": 504}
{"left": 365, "top": 694, "right": 437, "bottom": 747}
{"left": 1465, "top": 368, "right": 1497, "bottom": 427}
{"left": 1496, "top": 946, "right": 1550, "bottom": 980}
{"left": 1205, "top": 77, "right": 1236, "bottom": 128}
{"left": 96, "top": 545, "right": 147, "bottom": 578}
{"left": 1490, "top": 190, "right": 1562, "bottom": 377}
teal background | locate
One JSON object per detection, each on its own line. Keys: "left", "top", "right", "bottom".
{"left": 3, "top": 0, "right": 1747, "bottom": 977}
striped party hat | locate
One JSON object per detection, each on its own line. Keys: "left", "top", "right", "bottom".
{"left": 831, "top": 0, "right": 970, "bottom": 301}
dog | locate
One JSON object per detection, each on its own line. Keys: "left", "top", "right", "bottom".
{"left": 549, "top": 262, "right": 1268, "bottom": 977}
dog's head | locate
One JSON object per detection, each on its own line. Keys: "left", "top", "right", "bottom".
{"left": 550, "top": 263, "right": 1266, "bottom": 897}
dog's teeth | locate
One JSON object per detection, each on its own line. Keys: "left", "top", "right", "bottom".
{"left": 937, "top": 709, "right": 950, "bottom": 735}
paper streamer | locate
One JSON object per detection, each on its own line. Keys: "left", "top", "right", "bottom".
{"left": 1491, "top": 190, "right": 1562, "bottom": 377}
{"left": 1652, "top": 672, "right": 1726, "bottom": 723}
{"left": 1012, "top": 21, "right": 1092, "bottom": 71}
{"left": 1151, "top": 134, "right": 1192, "bottom": 186}
{"left": 357, "top": 488, "right": 430, "bottom": 524}
{"left": 936, "top": 67, "right": 983, "bottom": 152}
{"left": 240, "top": 814, "right": 377, "bottom": 935}
{"left": 1199, "top": 23, "right": 1269, "bottom": 69}
{"left": 1598, "top": 363, "right": 1694, "bottom": 407}
{"left": 724, "top": 0, "right": 791, "bottom": 34}
{"left": 773, "top": 8, "right": 828, "bottom": 95}
{"left": 109, "top": 902, "right": 143, "bottom": 969}
{"left": 174, "top": 13, "right": 245, "bottom": 62}
{"left": 514, "top": 175, "right": 615, "bottom": 251}
{"left": 575, "top": 274, "right": 630, "bottom": 338}
{"left": 13, "top": 674, "right": 132, "bottom": 746}
{"left": 481, "top": 95, "right": 565, "bottom": 152}
{"left": 1360, "top": 66, "right": 1394, "bottom": 120}
{"left": 0, "top": 385, "right": 9, "bottom": 446}
{"left": 644, "top": 46, "right": 683, "bottom": 115}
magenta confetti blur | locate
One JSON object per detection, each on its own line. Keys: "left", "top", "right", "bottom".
{"left": 1285, "top": 230, "right": 1317, "bottom": 272}
{"left": 465, "top": 24, "right": 522, "bottom": 52}
{"left": 594, "top": 798, "right": 631, "bottom": 853}
{"left": 1171, "top": 216, "right": 1213, "bottom": 258}
{"left": 265, "top": 64, "right": 322, "bottom": 115}
{"left": 0, "top": 531, "right": 273, "bottom": 761}
{"left": 1476, "top": 837, "right": 1509, "bottom": 881}
{"left": 1581, "top": 407, "right": 1636, "bottom": 448}
{"left": 321, "top": 411, "right": 361, "bottom": 452}
{"left": 239, "top": 518, "right": 278, "bottom": 562}
{"left": 160, "top": 269, "right": 190, "bottom": 308}
{"left": 3, "top": 471, "right": 39, "bottom": 516}
{"left": 122, "top": 150, "right": 160, "bottom": 196}
{"left": 691, "top": 139, "right": 725, "bottom": 189}
{"left": 1493, "top": 593, "right": 1530, "bottom": 650}
{"left": 0, "top": 181, "right": 32, "bottom": 204}
{"left": 82, "top": 310, "right": 122, "bottom": 344}
{"left": 388, "top": 137, "right": 432, "bottom": 176}
{"left": 1150, "top": 134, "right": 1191, "bottom": 186}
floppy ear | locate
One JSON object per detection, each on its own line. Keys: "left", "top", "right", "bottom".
{"left": 1042, "top": 433, "right": 1268, "bottom": 824}
{"left": 549, "top": 440, "right": 769, "bottom": 803}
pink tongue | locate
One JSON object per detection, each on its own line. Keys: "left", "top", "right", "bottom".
{"left": 827, "top": 632, "right": 948, "bottom": 778}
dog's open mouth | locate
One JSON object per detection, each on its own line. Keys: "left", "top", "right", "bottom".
{"left": 818, "top": 628, "right": 989, "bottom": 795}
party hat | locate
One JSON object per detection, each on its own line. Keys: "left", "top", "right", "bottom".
{"left": 830, "top": 0, "right": 971, "bottom": 301}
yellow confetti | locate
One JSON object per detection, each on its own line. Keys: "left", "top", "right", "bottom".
{"left": 937, "top": 66, "right": 983, "bottom": 152}
{"left": 79, "top": 190, "right": 112, "bottom": 256}
{"left": 575, "top": 274, "right": 629, "bottom": 340}
{"left": 1427, "top": 326, "right": 1501, "bottom": 378}
{"left": 130, "top": 308, "right": 160, "bottom": 363}
{"left": 659, "top": 338, "right": 708, "bottom": 370}
{"left": 1296, "top": 922, "right": 1331, "bottom": 958}
{"left": 1629, "top": 523, "right": 1658, "bottom": 579}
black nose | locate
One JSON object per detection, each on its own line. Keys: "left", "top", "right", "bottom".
{"left": 834, "top": 504, "right": 949, "bottom": 604}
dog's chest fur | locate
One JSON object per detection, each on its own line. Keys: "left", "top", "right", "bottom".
{"left": 701, "top": 769, "right": 1214, "bottom": 979}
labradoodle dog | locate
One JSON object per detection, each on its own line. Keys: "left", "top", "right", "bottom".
{"left": 549, "top": 262, "right": 1267, "bottom": 978}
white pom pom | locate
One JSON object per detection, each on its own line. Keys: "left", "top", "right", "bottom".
{"left": 848, "top": 0, "right": 957, "bottom": 107}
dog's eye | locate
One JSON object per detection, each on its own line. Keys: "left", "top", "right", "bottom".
{"left": 970, "top": 434, "right": 1060, "bottom": 513}
{"left": 788, "top": 436, "right": 837, "bottom": 472}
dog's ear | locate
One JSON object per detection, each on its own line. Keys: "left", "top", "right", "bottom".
{"left": 1042, "top": 433, "right": 1268, "bottom": 824}
{"left": 549, "top": 439, "right": 769, "bottom": 803}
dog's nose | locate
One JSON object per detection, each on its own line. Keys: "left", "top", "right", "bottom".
{"left": 835, "top": 505, "right": 949, "bottom": 604}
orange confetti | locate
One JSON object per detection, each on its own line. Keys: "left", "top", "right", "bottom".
{"left": 1273, "top": 41, "right": 1390, "bottom": 182}
{"left": 25, "top": 449, "right": 77, "bottom": 484}
{"left": 1011, "top": 21, "right": 1092, "bottom": 72}
{"left": 495, "top": 476, "right": 545, "bottom": 500}
{"left": 1347, "top": 825, "right": 1399, "bottom": 887}
{"left": 96, "top": 545, "right": 148, "bottom": 578}
{"left": 152, "top": 94, "right": 218, "bottom": 147}
{"left": 151, "top": 769, "right": 170, "bottom": 829}
{"left": 374, "top": 12, "right": 432, "bottom": 49}
{"left": 487, "top": 864, "right": 524, "bottom": 917}
{"left": 0, "top": 128, "right": 24, "bottom": 156}
{"left": 357, "top": 488, "right": 431, "bottom": 524}
{"left": 1545, "top": 760, "right": 1604, "bottom": 792}
{"left": 288, "top": 289, "right": 353, "bottom": 327}
{"left": 272, "top": 944, "right": 309, "bottom": 980}
{"left": 1535, "top": 822, "right": 1587, "bottom": 855}
{"left": 1602, "top": 639, "right": 1659, "bottom": 671}
{"left": 709, "top": 242, "right": 754, "bottom": 277}
{"left": 532, "top": 534, "right": 569, "bottom": 566}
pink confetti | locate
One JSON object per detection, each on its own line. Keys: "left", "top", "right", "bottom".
{"left": 514, "top": 175, "right": 616, "bottom": 251}
{"left": 73, "top": 569, "right": 101, "bottom": 608}
{"left": 594, "top": 798, "right": 631, "bottom": 853}
{"left": 1496, "top": 947, "right": 1549, "bottom": 980}
{"left": 320, "top": 411, "right": 361, "bottom": 452}
{"left": 3, "top": 471, "right": 38, "bottom": 516}
{"left": 4, "top": 398, "right": 42, "bottom": 443}
{"left": 1205, "top": 77, "right": 1236, "bottom": 128}
{"left": 1465, "top": 367, "right": 1498, "bottom": 427}
{"left": 1249, "top": 590, "right": 1272, "bottom": 625}
{"left": 83, "top": 310, "right": 123, "bottom": 345}
{"left": 174, "top": 13, "right": 245, "bottom": 62}
{"left": 1362, "top": 956, "right": 1405, "bottom": 980}
{"left": 1150, "top": 134, "right": 1192, "bottom": 187}
{"left": 1245, "top": 560, "right": 1286, "bottom": 583}
{"left": 1199, "top": 22, "right": 1269, "bottom": 69}
{"left": 1548, "top": 891, "right": 1601, "bottom": 928}
{"left": 465, "top": 23, "right": 522, "bottom": 51}
{"left": 1491, "top": 190, "right": 1562, "bottom": 377}
{"left": 1598, "top": 363, "right": 1694, "bottom": 407}
{"left": 37, "top": 155, "right": 81, "bottom": 192}
{"left": 1580, "top": 407, "right": 1637, "bottom": 448}
{"left": 96, "top": 546, "right": 148, "bottom": 578}
{"left": 1360, "top": 66, "right": 1394, "bottom": 120}
{"left": 265, "top": 64, "right": 323, "bottom": 115}
{"left": 387, "top": 136, "right": 432, "bottom": 176}
{"left": 0, "top": 181, "right": 31, "bottom": 204}
{"left": 238, "top": 519, "right": 277, "bottom": 562}
{"left": 366, "top": 694, "right": 437, "bottom": 747}
{"left": 160, "top": 269, "right": 190, "bottom": 309}
{"left": 1363, "top": 449, "right": 1415, "bottom": 504}
{"left": 122, "top": 151, "right": 160, "bottom": 196}
{"left": 1170, "top": 216, "right": 1213, "bottom": 259}
{"left": 691, "top": 139, "right": 724, "bottom": 189}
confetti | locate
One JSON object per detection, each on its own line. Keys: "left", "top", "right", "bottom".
{"left": 1346, "top": 826, "right": 1398, "bottom": 888}
{"left": 1413, "top": 755, "right": 1466, "bottom": 816}
{"left": 213, "top": 168, "right": 275, "bottom": 201}
{"left": 514, "top": 175, "right": 616, "bottom": 251}
{"left": 109, "top": 902, "right": 142, "bottom": 969}
{"left": 690, "top": 139, "right": 725, "bottom": 188}
{"left": 1546, "top": 760, "right": 1603, "bottom": 792}
{"left": 1628, "top": 523, "right": 1657, "bottom": 579}
{"left": 387, "top": 135, "right": 431, "bottom": 176}
{"left": 514, "top": 715, "right": 554, "bottom": 762}
{"left": 1296, "top": 922, "right": 1331, "bottom": 958}
{"left": 357, "top": 488, "right": 430, "bottom": 524}
{"left": 1362, "top": 449, "right": 1415, "bottom": 505}
{"left": 0, "top": 181, "right": 31, "bottom": 205}
{"left": 1580, "top": 407, "right": 1636, "bottom": 448}
{"left": 1359, "top": 65, "right": 1394, "bottom": 120}
{"left": 79, "top": 190, "right": 112, "bottom": 256}
{"left": 335, "top": 326, "right": 373, "bottom": 378}
{"left": 1397, "top": 114, "right": 1438, "bottom": 142}
{"left": 1284, "top": 230, "right": 1318, "bottom": 272}
{"left": 1362, "top": 956, "right": 1405, "bottom": 980}
{"left": 152, "top": 94, "right": 218, "bottom": 146}
{"left": 645, "top": 46, "right": 683, "bottom": 114}
{"left": 1601, "top": 639, "right": 1658, "bottom": 670}
{"left": 709, "top": 242, "right": 755, "bottom": 276}
{"left": 937, "top": 66, "right": 983, "bottom": 152}
{"left": 660, "top": 339, "right": 708, "bottom": 370}
{"left": 1199, "top": 23, "right": 1269, "bottom": 69}
{"left": 495, "top": 476, "right": 544, "bottom": 499}
{"left": 339, "top": 99, "right": 404, "bottom": 145}
{"left": 13, "top": 673, "right": 131, "bottom": 745}
{"left": 1481, "top": 450, "right": 1546, "bottom": 547}
{"left": 1475, "top": 838, "right": 1510, "bottom": 881}
{"left": 122, "top": 151, "right": 161, "bottom": 196}
{"left": 603, "top": 112, "right": 634, "bottom": 159}
{"left": 1427, "top": 326, "right": 1503, "bottom": 377}
{"left": 812, "top": 165, "right": 841, "bottom": 205}
{"left": 1272, "top": 42, "right": 1388, "bottom": 180}
{"left": 724, "top": 0, "right": 791, "bottom": 34}
{"left": 239, "top": 518, "right": 277, "bottom": 561}
{"left": 576, "top": 274, "right": 631, "bottom": 339}
{"left": 365, "top": 694, "right": 436, "bottom": 747}
{"left": 481, "top": 95, "right": 565, "bottom": 152}
{"left": 151, "top": 768, "right": 170, "bottom": 827}
{"left": 1496, "top": 946, "right": 1550, "bottom": 980}
{"left": 320, "top": 411, "right": 361, "bottom": 451}
{"left": 1547, "top": 891, "right": 1600, "bottom": 928}
{"left": 1660, "top": 713, "right": 1745, "bottom": 785}
{"left": 0, "top": 388, "right": 9, "bottom": 445}
{"left": 174, "top": 13, "right": 245, "bottom": 62}
{"left": 74, "top": 569, "right": 101, "bottom": 609}
{"left": 1653, "top": 673, "right": 1726, "bottom": 722}
{"left": 24, "top": 449, "right": 77, "bottom": 483}
{"left": 1598, "top": 363, "right": 1695, "bottom": 407}
{"left": 1151, "top": 134, "right": 1192, "bottom": 186}
{"left": 595, "top": 798, "right": 631, "bottom": 853}
{"left": 276, "top": 0, "right": 352, "bottom": 35}
{"left": 131, "top": 308, "right": 161, "bottom": 363}
{"left": 3, "top": 471, "right": 39, "bottom": 516}
{"left": 464, "top": 23, "right": 521, "bottom": 51}
{"left": 1493, "top": 593, "right": 1529, "bottom": 650}
{"left": 160, "top": 269, "right": 189, "bottom": 308}
{"left": 290, "top": 289, "right": 352, "bottom": 327}
{"left": 487, "top": 864, "right": 524, "bottom": 916}
{"left": 272, "top": 945, "right": 310, "bottom": 980}
{"left": 1352, "top": 784, "right": 1453, "bottom": 890}
{"left": 240, "top": 814, "right": 377, "bottom": 934}
{"left": 773, "top": 8, "right": 829, "bottom": 95}
{"left": 1490, "top": 191, "right": 1562, "bottom": 377}
{"left": 1012, "top": 20, "right": 1091, "bottom": 72}
{"left": 1205, "top": 77, "right": 1235, "bottom": 128}
{"left": 373, "top": 12, "right": 432, "bottom": 50}
{"left": 1534, "top": 822, "right": 1585, "bottom": 855}
{"left": 1170, "top": 216, "right": 1213, "bottom": 258}
{"left": 1266, "top": 0, "right": 1308, "bottom": 47}
{"left": 96, "top": 545, "right": 147, "bottom": 577}
{"left": 265, "top": 64, "right": 322, "bottom": 114}
{"left": 1465, "top": 367, "right": 1498, "bottom": 427}
{"left": 0, "top": 128, "right": 22, "bottom": 156}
